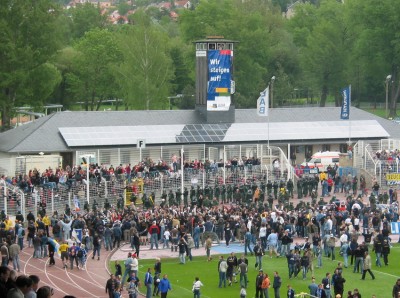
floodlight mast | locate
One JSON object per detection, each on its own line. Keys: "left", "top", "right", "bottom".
{"left": 386, "top": 74, "right": 392, "bottom": 118}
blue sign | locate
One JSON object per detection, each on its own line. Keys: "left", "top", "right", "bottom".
{"left": 340, "top": 85, "right": 351, "bottom": 120}
{"left": 207, "top": 50, "right": 232, "bottom": 111}
{"left": 391, "top": 222, "right": 400, "bottom": 234}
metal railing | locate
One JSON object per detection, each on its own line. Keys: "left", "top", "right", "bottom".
{"left": 2, "top": 144, "right": 294, "bottom": 218}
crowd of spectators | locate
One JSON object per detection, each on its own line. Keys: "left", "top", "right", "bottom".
{"left": 1, "top": 153, "right": 399, "bottom": 297}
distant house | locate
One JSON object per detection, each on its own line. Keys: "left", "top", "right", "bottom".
{"left": 170, "top": 11, "right": 178, "bottom": 21}
{"left": 285, "top": 0, "right": 301, "bottom": 19}
{"left": 158, "top": 1, "right": 172, "bottom": 10}
{"left": 99, "top": 1, "right": 112, "bottom": 9}
{"left": 174, "top": 0, "right": 191, "bottom": 9}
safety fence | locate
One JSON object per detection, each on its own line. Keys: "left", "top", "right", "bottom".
{"left": 353, "top": 139, "right": 400, "bottom": 190}
{"left": 1, "top": 144, "right": 293, "bottom": 220}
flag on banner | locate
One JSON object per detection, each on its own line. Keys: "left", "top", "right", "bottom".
{"left": 72, "top": 228, "right": 82, "bottom": 243}
{"left": 73, "top": 195, "right": 80, "bottom": 211}
{"left": 340, "top": 85, "right": 351, "bottom": 120}
{"left": 257, "top": 86, "right": 269, "bottom": 117}
{"left": 48, "top": 238, "right": 61, "bottom": 257}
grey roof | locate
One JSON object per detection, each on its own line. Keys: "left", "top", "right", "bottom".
{"left": 0, "top": 107, "right": 397, "bottom": 153}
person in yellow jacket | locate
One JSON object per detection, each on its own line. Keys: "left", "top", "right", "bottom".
{"left": 4, "top": 216, "right": 13, "bottom": 231}
{"left": 58, "top": 241, "right": 69, "bottom": 269}
{"left": 42, "top": 215, "right": 51, "bottom": 237}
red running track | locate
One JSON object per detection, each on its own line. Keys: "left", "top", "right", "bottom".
{"left": 17, "top": 244, "right": 114, "bottom": 298}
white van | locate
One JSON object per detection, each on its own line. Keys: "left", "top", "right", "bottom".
{"left": 300, "top": 151, "right": 340, "bottom": 172}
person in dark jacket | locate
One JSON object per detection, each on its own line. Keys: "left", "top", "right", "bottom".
{"left": 255, "top": 270, "right": 264, "bottom": 298}
{"left": 273, "top": 271, "right": 282, "bottom": 298}
{"left": 113, "top": 222, "right": 122, "bottom": 248}
{"left": 333, "top": 271, "right": 346, "bottom": 298}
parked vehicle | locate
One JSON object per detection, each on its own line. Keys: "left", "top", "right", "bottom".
{"left": 301, "top": 151, "right": 340, "bottom": 171}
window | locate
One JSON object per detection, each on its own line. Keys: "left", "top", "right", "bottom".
{"left": 196, "top": 43, "right": 206, "bottom": 50}
{"left": 208, "top": 43, "right": 216, "bottom": 50}
{"left": 332, "top": 158, "right": 339, "bottom": 163}
{"left": 339, "top": 144, "right": 347, "bottom": 153}
{"left": 305, "top": 145, "right": 313, "bottom": 159}
{"left": 322, "top": 144, "right": 330, "bottom": 151}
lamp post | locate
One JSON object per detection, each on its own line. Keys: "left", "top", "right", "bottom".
{"left": 82, "top": 154, "right": 94, "bottom": 204}
{"left": 270, "top": 76, "right": 276, "bottom": 108}
{"left": 385, "top": 74, "right": 392, "bottom": 118}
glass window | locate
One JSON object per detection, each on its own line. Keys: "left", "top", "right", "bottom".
{"left": 322, "top": 144, "right": 330, "bottom": 151}
{"left": 208, "top": 43, "right": 216, "bottom": 50}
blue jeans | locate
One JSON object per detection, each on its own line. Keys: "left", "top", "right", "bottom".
{"left": 240, "top": 273, "right": 248, "bottom": 288}
{"left": 187, "top": 248, "right": 193, "bottom": 261}
{"left": 163, "top": 239, "right": 169, "bottom": 248}
{"left": 302, "top": 266, "right": 308, "bottom": 279}
{"left": 105, "top": 236, "right": 112, "bottom": 250}
{"left": 218, "top": 272, "right": 226, "bottom": 287}
{"left": 375, "top": 252, "right": 382, "bottom": 266}
{"left": 354, "top": 257, "right": 363, "bottom": 273}
{"left": 122, "top": 268, "right": 130, "bottom": 286}
{"left": 150, "top": 234, "right": 158, "bottom": 249}
{"left": 263, "top": 288, "right": 269, "bottom": 298}
{"left": 18, "top": 237, "right": 24, "bottom": 250}
{"left": 34, "top": 246, "right": 41, "bottom": 258}
{"left": 343, "top": 253, "right": 348, "bottom": 267}
{"left": 193, "top": 289, "right": 200, "bottom": 298}
{"left": 256, "top": 255, "right": 263, "bottom": 270}
{"left": 325, "top": 289, "right": 331, "bottom": 298}
{"left": 317, "top": 255, "right": 322, "bottom": 267}
{"left": 193, "top": 235, "right": 200, "bottom": 249}
{"left": 244, "top": 241, "right": 253, "bottom": 255}
{"left": 41, "top": 244, "right": 48, "bottom": 258}
{"left": 93, "top": 245, "right": 100, "bottom": 258}
{"left": 260, "top": 237, "right": 267, "bottom": 250}
{"left": 146, "top": 283, "right": 152, "bottom": 298}
{"left": 288, "top": 263, "right": 295, "bottom": 278}
{"left": 330, "top": 246, "right": 335, "bottom": 260}
{"left": 12, "top": 255, "right": 20, "bottom": 271}
{"left": 179, "top": 253, "right": 186, "bottom": 264}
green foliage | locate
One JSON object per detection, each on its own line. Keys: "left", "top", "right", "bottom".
{"left": 2, "top": 0, "right": 400, "bottom": 121}
{"left": 114, "top": 11, "right": 175, "bottom": 110}
{"left": 0, "top": 0, "right": 63, "bottom": 127}
{"left": 68, "top": 3, "right": 108, "bottom": 40}
{"left": 66, "top": 28, "right": 122, "bottom": 111}
{"left": 118, "top": 2, "right": 131, "bottom": 16}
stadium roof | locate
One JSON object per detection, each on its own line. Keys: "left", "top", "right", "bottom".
{"left": 0, "top": 107, "right": 397, "bottom": 153}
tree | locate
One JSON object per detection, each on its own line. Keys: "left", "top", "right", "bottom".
{"left": 0, "top": 0, "right": 62, "bottom": 129}
{"left": 68, "top": 3, "right": 108, "bottom": 40}
{"left": 66, "top": 29, "right": 122, "bottom": 111}
{"left": 115, "top": 11, "right": 174, "bottom": 110}
{"left": 289, "top": 0, "right": 350, "bottom": 107}
{"left": 346, "top": 0, "right": 400, "bottom": 117}
{"left": 118, "top": 2, "right": 131, "bottom": 16}
{"left": 50, "top": 47, "right": 80, "bottom": 108}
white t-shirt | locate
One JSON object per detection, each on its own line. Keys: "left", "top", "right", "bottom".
{"left": 259, "top": 227, "right": 267, "bottom": 238}
{"left": 164, "top": 230, "right": 170, "bottom": 240}
{"left": 131, "top": 258, "right": 139, "bottom": 271}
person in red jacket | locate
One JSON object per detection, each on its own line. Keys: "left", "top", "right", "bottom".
{"left": 148, "top": 221, "right": 160, "bottom": 250}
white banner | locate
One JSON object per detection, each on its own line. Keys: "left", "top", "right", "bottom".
{"left": 257, "top": 86, "right": 269, "bottom": 117}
